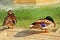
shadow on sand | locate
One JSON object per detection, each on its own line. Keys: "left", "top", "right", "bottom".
{"left": 0, "top": 27, "right": 10, "bottom": 31}
{"left": 14, "top": 30, "right": 46, "bottom": 37}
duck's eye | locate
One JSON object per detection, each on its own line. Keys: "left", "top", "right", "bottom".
{"left": 47, "top": 21, "right": 48, "bottom": 22}
{"left": 45, "top": 20, "right": 49, "bottom": 22}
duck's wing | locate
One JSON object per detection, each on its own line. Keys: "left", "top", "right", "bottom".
{"left": 2, "top": 16, "right": 8, "bottom": 26}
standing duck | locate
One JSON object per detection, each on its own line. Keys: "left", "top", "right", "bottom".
{"left": 2, "top": 10, "right": 17, "bottom": 29}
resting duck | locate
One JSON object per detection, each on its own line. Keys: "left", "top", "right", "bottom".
{"left": 30, "top": 16, "right": 56, "bottom": 32}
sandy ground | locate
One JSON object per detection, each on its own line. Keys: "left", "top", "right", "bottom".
{"left": 0, "top": 28, "right": 60, "bottom": 40}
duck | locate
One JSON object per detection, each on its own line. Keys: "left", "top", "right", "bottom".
{"left": 30, "top": 16, "right": 56, "bottom": 32}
